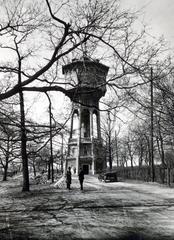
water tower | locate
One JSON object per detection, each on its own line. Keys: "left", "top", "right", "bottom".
{"left": 62, "top": 56, "right": 109, "bottom": 174}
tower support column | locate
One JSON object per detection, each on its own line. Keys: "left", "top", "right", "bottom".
{"left": 97, "top": 111, "right": 101, "bottom": 139}
{"left": 76, "top": 105, "right": 81, "bottom": 175}
{"left": 90, "top": 109, "right": 95, "bottom": 174}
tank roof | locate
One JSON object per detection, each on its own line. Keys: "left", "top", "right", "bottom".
{"left": 62, "top": 58, "right": 109, "bottom": 74}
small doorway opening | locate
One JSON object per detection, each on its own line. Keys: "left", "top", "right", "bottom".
{"left": 83, "top": 164, "right": 89, "bottom": 174}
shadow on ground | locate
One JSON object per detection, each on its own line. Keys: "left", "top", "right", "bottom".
{"left": 0, "top": 231, "right": 172, "bottom": 240}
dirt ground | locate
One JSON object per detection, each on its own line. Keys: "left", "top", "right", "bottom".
{"left": 0, "top": 174, "right": 174, "bottom": 240}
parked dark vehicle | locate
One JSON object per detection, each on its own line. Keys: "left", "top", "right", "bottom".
{"left": 98, "top": 171, "right": 118, "bottom": 182}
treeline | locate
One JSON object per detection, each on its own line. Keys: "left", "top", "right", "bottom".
{"left": 0, "top": 101, "right": 66, "bottom": 182}
{"left": 103, "top": 69, "right": 174, "bottom": 187}
{"left": 114, "top": 165, "right": 173, "bottom": 187}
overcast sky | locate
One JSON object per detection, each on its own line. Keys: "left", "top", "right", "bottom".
{"left": 121, "top": 0, "right": 174, "bottom": 48}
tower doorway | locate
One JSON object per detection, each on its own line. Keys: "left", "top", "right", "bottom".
{"left": 83, "top": 164, "right": 89, "bottom": 174}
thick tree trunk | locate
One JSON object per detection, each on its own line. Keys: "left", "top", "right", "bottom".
{"left": 20, "top": 89, "right": 30, "bottom": 191}
{"left": 18, "top": 59, "right": 30, "bottom": 192}
{"left": 160, "top": 167, "right": 165, "bottom": 184}
{"left": 3, "top": 139, "right": 10, "bottom": 181}
{"left": 3, "top": 164, "right": 8, "bottom": 181}
{"left": 130, "top": 156, "right": 133, "bottom": 169}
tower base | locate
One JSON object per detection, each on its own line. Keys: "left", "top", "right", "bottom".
{"left": 67, "top": 138, "right": 106, "bottom": 175}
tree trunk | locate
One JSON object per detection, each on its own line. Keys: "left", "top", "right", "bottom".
{"left": 130, "top": 156, "right": 133, "bottom": 169}
{"left": 146, "top": 136, "right": 151, "bottom": 181}
{"left": 167, "top": 168, "right": 171, "bottom": 186}
{"left": 150, "top": 67, "right": 155, "bottom": 182}
{"left": 20, "top": 90, "right": 29, "bottom": 191}
{"left": 3, "top": 138, "right": 10, "bottom": 181}
{"left": 18, "top": 59, "right": 29, "bottom": 192}
{"left": 160, "top": 167, "right": 165, "bottom": 184}
{"left": 61, "top": 134, "right": 64, "bottom": 173}
{"left": 159, "top": 138, "right": 165, "bottom": 184}
{"left": 46, "top": 93, "right": 54, "bottom": 182}
{"left": 48, "top": 160, "right": 51, "bottom": 180}
{"left": 33, "top": 161, "right": 36, "bottom": 177}
{"left": 108, "top": 135, "right": 112, "bottom": 170}
{"left": 3, "top": 164, "right": 8, "bottom": 181}
{"left": 159, "top": 130, "right": 165, "bottom": 166}
{"left": 156, "top": 120, "right": 165, "bottom": 183}
{"left": 49, "top": 102, "right": 54, "bottom": 183}
{"left": 138, "top": 142, "right": 143, "bottom": 167}
{"left": 115, "top": 131, "right": 119, "bottom": 167}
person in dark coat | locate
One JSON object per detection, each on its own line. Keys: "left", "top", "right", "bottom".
{"left": 78, "top": 168, "right": 85, "bottom": 190}
{"left": 66, "top": 167, "right": 72, "bottom": 190}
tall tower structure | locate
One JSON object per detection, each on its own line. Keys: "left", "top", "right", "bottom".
{"left": 62, "top": 56, "right": 109, "bottom": 174}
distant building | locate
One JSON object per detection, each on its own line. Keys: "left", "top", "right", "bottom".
{"left": 62, "top": 56, "right": 109, "bottom": 174}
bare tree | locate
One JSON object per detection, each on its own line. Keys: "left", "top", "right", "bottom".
{"left": 0, "top": 0, "right": 169, "bottom": 190}
{"left": 0, "top": 118, "right": 20, "bottom": 181}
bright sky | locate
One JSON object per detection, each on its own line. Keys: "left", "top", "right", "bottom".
{"left": 121, "top": 0, "right": 174, "bottom": 48}
{"left": 27, "top": 0, "right": 174, "bottom": 124}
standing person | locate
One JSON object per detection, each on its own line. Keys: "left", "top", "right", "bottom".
{"left": 66, "top": 167, "right": 72, "bottom": 190}
{"left": 78, "top": 168, "right": 85, "bottom": 190}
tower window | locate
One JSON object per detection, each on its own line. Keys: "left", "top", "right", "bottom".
{"left": 93, "top": 110, "right": 98, "bottom": 138}
{"left": 81, "top": 109, "right": 90, "bottom": 138}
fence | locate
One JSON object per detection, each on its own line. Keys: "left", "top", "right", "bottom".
{"left": 114, "top": 165, "right": 174, "bottom": 186}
